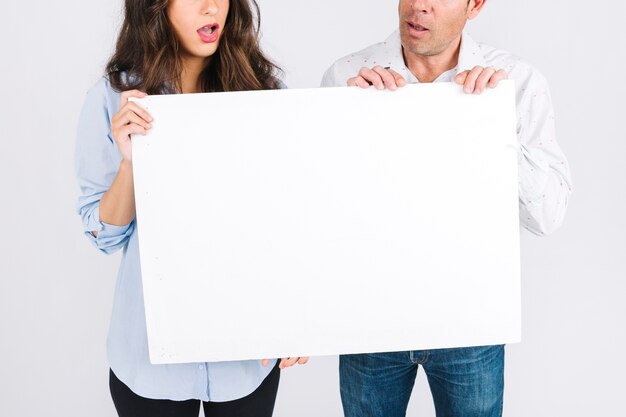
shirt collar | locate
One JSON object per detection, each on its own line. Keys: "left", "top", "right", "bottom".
{"left": 387, "top": 29, "right": 487, "bottom": 82}
{"left": 456, "top": 32, "right": 487, "bottom": 74}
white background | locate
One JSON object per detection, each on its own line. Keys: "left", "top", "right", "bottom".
{"left": 0, "top": 0, "right": 624, "bottom": 416}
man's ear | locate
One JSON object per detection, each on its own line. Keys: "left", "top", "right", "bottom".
{"left": 468, "top": 0, "right": 488, "bottom": 20}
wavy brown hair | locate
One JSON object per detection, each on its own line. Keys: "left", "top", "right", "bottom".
{"left": 106, "top": 0, "right": 282, "bottom": 94}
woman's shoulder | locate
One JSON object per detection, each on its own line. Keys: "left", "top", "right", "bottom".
{"left": 83, "top": 76, "right": 122, "bottom": 112}
{"left": 83, "top": 71, "right": 147, "bottom": 116}
{"left": 86, "top": 71, "right": 143, "bottom": 100}
{"left": 78, "top": 73, "right": 137, "bottom": 130}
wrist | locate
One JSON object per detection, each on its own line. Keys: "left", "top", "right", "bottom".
{"left": 120, "top": 159, "right": 133, "bottom": 169}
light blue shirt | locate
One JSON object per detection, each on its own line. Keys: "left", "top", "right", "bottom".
{"left": 74, "top": 77, "right": 277, "bottom": 402}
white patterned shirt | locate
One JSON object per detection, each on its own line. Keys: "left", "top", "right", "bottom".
{"left": 322, "top": 30, "right": 572, "bottom": 236}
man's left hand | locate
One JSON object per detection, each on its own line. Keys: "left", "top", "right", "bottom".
{"left": 455, "top": 66, "right": 508, "bottom": 94}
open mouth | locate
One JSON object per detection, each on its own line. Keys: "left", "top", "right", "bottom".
{"left": 197, "top": 23, "right": 220, "bottom": 42}
{"left": 407, "top": 22, "right": 429, "bottom": 32}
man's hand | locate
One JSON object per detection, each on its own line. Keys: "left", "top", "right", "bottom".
{"left": 261, "top": 357, "right": 309, "bottom": 369}
{"left": 455, "top": 66, "right": 508, "bottom": 94}
{"left": 347, "top": 65, "right": 508, "bottom": 94}
{"left": 347, "top": 66, "right": 407, "bottom": 90}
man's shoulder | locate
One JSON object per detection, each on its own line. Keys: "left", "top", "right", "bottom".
{"left": 477, "top": 42, "right": 549, "bottom": 89}
{"left": 321, "top": 33, "right": 401, "bottom": 87}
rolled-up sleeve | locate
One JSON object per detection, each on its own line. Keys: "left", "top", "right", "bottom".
{"left": 516, "top": 70, "right": 573, "bottom": 236}
{"left": 75, "top": 78, "right": 134, "bottom": 254}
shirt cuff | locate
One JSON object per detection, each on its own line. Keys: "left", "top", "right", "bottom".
{"left": 85, "top": 205, "right": 135, "bottom": 254}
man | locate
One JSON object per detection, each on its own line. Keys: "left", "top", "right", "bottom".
{"left": 321, "top": 1, "right": 572, "bottom": 416}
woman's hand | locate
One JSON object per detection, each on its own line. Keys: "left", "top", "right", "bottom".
{"left": 111, "top": 90, "right": 153, "bottom": 162}
{"left": 261, "top": 357, "right": 309, "bottom": 369}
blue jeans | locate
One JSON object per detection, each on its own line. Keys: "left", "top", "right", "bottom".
{"left": 340, "top": 345, "right": 504, "bottom": 417}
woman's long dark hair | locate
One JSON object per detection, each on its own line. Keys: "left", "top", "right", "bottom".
{"left": 106, "top": 0, "right": 282, "bottom": 94}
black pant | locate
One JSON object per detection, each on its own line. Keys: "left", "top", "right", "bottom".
{"left": 109, "top": 364, "right": 280, "bottom": 417}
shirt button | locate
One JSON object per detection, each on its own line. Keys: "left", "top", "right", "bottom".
{"left": 198, "top": 365, "right": 204, "bottom": 370}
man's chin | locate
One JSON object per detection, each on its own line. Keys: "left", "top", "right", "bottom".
{"left": 400, "top": 34, "right": 437, "bottom": 56}
{"left": 402, "top": 42, "right": 438, "bottom": 58}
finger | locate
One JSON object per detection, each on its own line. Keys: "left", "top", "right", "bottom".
{"left": 463, "top": 66, "right": 484, "bottom": 94}
{"left": 354, "top": 76, "right": 372, "bottom": 89}
{"left": 455, "top": 70, "right": 470, "bottom": 85}
{"left": 348, "top": 76, "right": 369, "bottom": 89}
{"left": 280, "top": 358, "right": 298, "bottom": 368}
{"left": 474, "top": 67, "right": 496, "bottom": 94}
{"left": 388, "top": 69, "right": 407, "bottom": 87}
{"left": 120, "top": 89, "right": 148, "bottom": 107}
{"left": 348, "top": 76, "right": 371, "bottom": 89}
{"left": 347, "top": 77, "right": 359, "bottom": 87}
{"left": 358, "top": 67, "right": 384, "bottom": 90}
{"left": 261, "top": 359, "right": 271, "bottom": 367}
{"left": 372, "top": 66, "right": 398, "bottom": 91}
{"left": 112, "top": 103, "right": 153, "bottom": 129}
{"left": 488, "top": 69, "right": 508, "bottom": 88}
{"left": 121, "top": 102, "right": 153, "bottom": 123}
{"left": 296, "top": 357, "right": 309, "bottom": 365}
{"left": 125, "top": 111, "right": 152, "bottom": 130}
{"left": 118, "top": 123, "right": 149, "bottom": 141}
{"left": 279, "top": 357, "right": 299, "bottom": 369}
{"left": 112, "top": 113, "right": 147, "bottom": 135}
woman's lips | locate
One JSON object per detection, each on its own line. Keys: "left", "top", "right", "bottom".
{"left": 197, "top": 24, "right": 220, "bottom": 43}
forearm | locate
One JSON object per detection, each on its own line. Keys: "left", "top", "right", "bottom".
{"left": 99, "top": 160, "right": 136, "bottom": 226}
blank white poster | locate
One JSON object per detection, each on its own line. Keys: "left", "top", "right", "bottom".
{"left": 131, "top": 81, "right": 521, "bottom": 365}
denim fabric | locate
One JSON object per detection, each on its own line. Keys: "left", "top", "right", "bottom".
{"left": 340, "top": 345, "right": 504, "bottom": 417}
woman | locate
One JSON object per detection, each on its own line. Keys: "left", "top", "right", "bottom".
{"left": 75, "top": 1, "right": 307, "bottom": 416}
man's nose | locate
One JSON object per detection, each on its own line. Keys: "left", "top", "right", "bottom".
{"left": 411, "top": 0, "right": 433, "bottom": 13}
